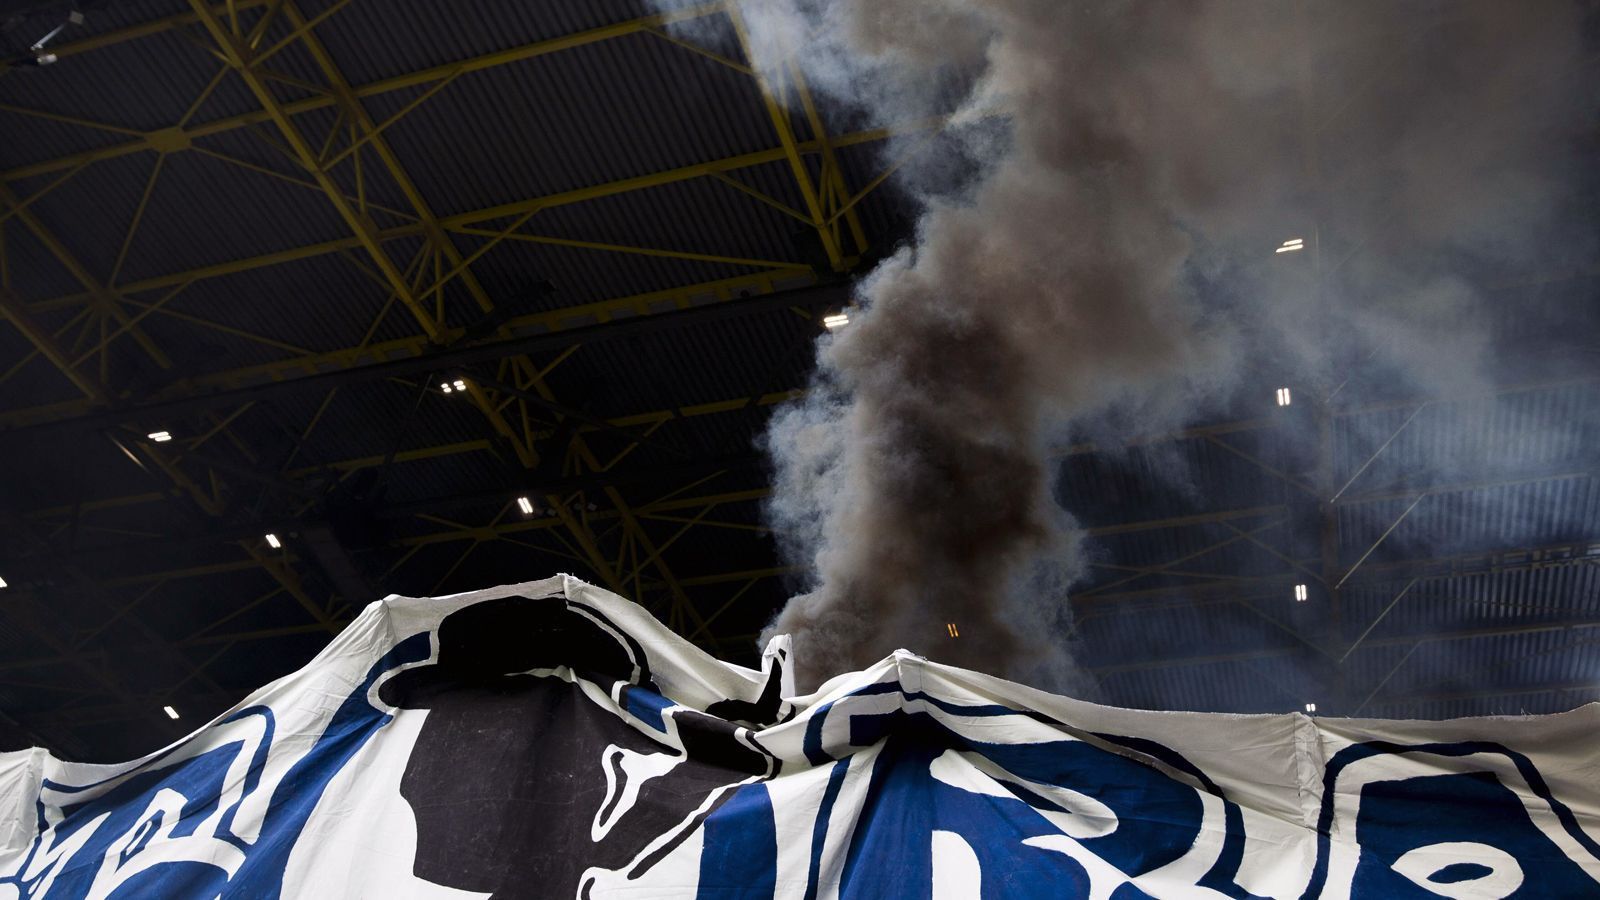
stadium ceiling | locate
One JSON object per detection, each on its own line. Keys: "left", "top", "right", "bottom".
{"left": 0, "top": 0, "right": 1597, "bottom": 760}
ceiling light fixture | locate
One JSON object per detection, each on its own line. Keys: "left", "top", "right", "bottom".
{"left": 163, "top": 705, "right": 180, "bottom": 720}
{"left": 147, "top": 430, "right": 172, "bottom": 442}
{"left": 1276, "top": 238, "right": 1304, "bottom": 254}
{"left": 822, "top": 312, "right": 850, "bottom": 330}
{"left": 1294, "top": 583, "right": 1308, "bottom": 602}
{"left": 265, "top": 533, "right": 282, "bottom": 549}
{"left": 516, "top": 496, "right": 535, "bottom": 515}
{"left": 1276, "top": 387, "right": 1292, "bottom": 406}
{"left": 1304, "top": 703, "right": 1317, "bottom": 714}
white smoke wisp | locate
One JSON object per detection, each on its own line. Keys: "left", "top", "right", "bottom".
{"left": 706, "top": 0, "right": 1593, "bottom": 690}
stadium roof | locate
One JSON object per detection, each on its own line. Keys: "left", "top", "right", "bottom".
{"left": 0, "top": 0, "right": 1596, "bottom": 760}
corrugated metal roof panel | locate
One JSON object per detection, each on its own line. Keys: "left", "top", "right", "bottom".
{"left": 459, "top": 228, "right": 754, "bottom": 316}
{"left": 153, "top": 250, "right": 414, "bottom": 355}
{"left": 306, "top": 0, "right": 660, "bottom": 87}
{"left": 374, "top": 31, "right": 776, "bottom": 218}
{"left": 1335, "top": 476, "right": 1600, "bottom": 565}
{"left": 109, "top": 140, "right": 355, "bottom": 283}
{"left": 0, "top": 26, "right": 227, "bottom": 133}
{"left": 0, "top": 322, "right": 83, "bottom": 411}
{"left": 0, "top": 215, "right": 85, "bottom": 300}
{"left": 0, "top": 105, "right": 131, "bottom": 173}
{"left": 1334, "top": 384, "right": 1600, "bottom": 493}
{"left": 9, "top": 149, "right": 156, "bottom": 280}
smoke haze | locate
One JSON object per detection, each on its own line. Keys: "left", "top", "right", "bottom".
{"left": 676, "top": 1, "right": 1596, "bottom": 690}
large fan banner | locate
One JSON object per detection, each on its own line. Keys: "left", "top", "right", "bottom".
{"left": 1, "top": 575, "right": 1597, "bottom": 898}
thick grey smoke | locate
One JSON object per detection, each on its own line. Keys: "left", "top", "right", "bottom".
{"left": 692, "top": 1, "right": 1593, "bottom": 689}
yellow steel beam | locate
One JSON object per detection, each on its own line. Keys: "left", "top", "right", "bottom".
{"left": 706, "top": 170, "right": 811, "bottom": 224}
{"left": 140, "top": 429, "right": 338, "bottom": 632}
{"left": 551, "top": 498, "right": 627, "bottom": 593}
{"left": 604, "top": 488, "right": 706, "bottom": 635}
{"left": 785, "top": 60, "right": 868, "bottom": 254}
{"left": 20, "top": 117, "right": 942, "bottom": 316}
{"left": 86, "top": 275, "right": 178, "bottom": 370}
{"left": 3, "top": 269, "right": 809, "bottom": 428}
{"left": 393, "top": 487, "right": 774, "bottom": 548}
{"left": 119, "top": 293, "right": 313, "bottom": 356}
{"left": 27, "top": 234, "right": 367, "bottom": 314}
{"left": 109, "top": 155, "right": 166, "bottom": 286}
{"left": 825, "top": 130, "right": 935, "bottom": 228}
{"left": 436, "top": 119, "right": 919, "bottom": 231}
{"left": 186, "top": 0, "right": 444, "bottom": 342}
{"left": 249, "top": 0, "right": 355, "bottom": 67}
{"left": 0, "top": 102, "right": 145, "bottom": 137}
{"left": 189, "top": 145, "right": 418, "bottom": 222}
{"left": 685, "top": 574, "right": 768, "bottom": 642}
{"left": 0, "top": 218, "right": 329, "bottom": 635}
{"left": 245, "top": 545, "right": 337, "bottom": 633}
{"left": 725, "top": 4, "right": 844, "bottom": 270}
{"left": 284, "top": 439, "right": 494, "bottom": 477}
{"left": 0, "top": 308, "right": 94, "bottom": 391}
{"left": 642, "top": 25, "right": 752, "bottom": 75}
{"left": 0, "top": 183, "right": 171, "bottom": 370}
{"left": 0, "top": 162, "right": 89, "bottom": 227}
{"left": 281, "top": 14, "right": 532, "bottom": 466}
{"left": 278, "top": 0, "right": 519, "bottom": 391}
{"left": 1, "top": 282, "right": 336, "bottom": 642}
{"left": 422, "top": 210, "right": 537, "bottom": 300}
{"left": 3, "top": 3, "right": 728, "bottom": 184}
{"left": 446, "top": 225, "right": 813, "bottom": 272}
{"left": 460, "top": 379, "right": 538, "bottom": 467}
{"left": 0, "top": 288, "right": 102, "bottom": 400}
{"left": 178, "top": 63, "right": 234, "bottom": 129}
{"left": 316, "top": 70, "right": 461, "bottom": 173}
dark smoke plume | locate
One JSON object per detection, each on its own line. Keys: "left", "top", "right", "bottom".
{"left": 683, "top": 1, "right": 1595, "bottom": 690}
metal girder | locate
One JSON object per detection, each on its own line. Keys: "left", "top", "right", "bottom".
{"left": 443, "top": 225, "right": 814, "bottom": 273}
{"left": 3, "top": 3, "right": 730, "bottom": 183}
{"left": 392, "top": 488, "right": 772, "bottom": 548}
{"left": 726, "top": 5, "right": 846, "bottom": 271}
{"left": 548, "top": 497, "right": 627, "bottom": 594}
{"left": 785, "top": 61, "right": 870, "bottom": 257}
{"left": 277, "top": 0, "right": 504, "bottom": 329}
{"left": 18, "top": 116, "right": 932, "bottom": 316}
{"left": 0, "top": 288, "right": 101, "bottom": 400}
{"left": 9, "top": 268, "right": 809, "bottom": 431}
{"left": 3, "top": 270, "right": 825, "bottom": 428}
{"left": 1075, "top": 518, "right": 1292, "bottom": 599}
{"left": 0, "top": 183, "right": 171, "bottom": 370}
{"left": 186, "top": 1, "right": 444, "bottom": 343}
{"left": 2, "top": 280, "right": 850, "bottom": 437}
{"left": 605, "top": 485, "right": 706, "bottom": 636}
{"left": 446, "top": 352, "right": 683, "bottom": 605}
{"left": 0, "top": 179, "right": 339, "bottom": 638}
{"left": 12, "top": 439, "right": 1596, "bottom": 557}
{"left": 126, "top": 433, "right": 342, "bottom": 635}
